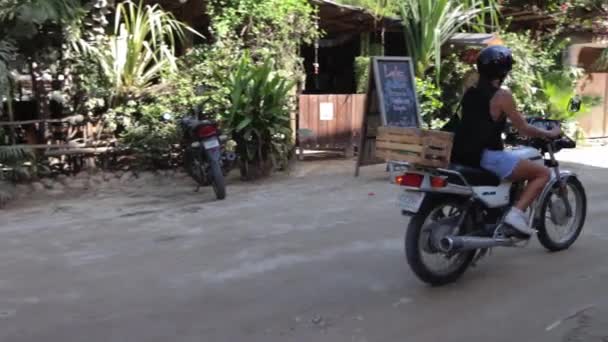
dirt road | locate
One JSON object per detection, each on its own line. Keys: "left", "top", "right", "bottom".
{"left": 1, "top": 157, "right": 608, "bottom": 342}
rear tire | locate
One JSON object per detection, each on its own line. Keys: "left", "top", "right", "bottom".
{"left": 537, "top": 177, "right": 586, "bottom": 252}
{"left": 405, "top": 197, "right": 475, "bottom": 286}
{"left": 209, "top": 158, "right": 226, "bottom": 200}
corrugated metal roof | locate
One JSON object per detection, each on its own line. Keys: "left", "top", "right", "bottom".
{"left": 447, "top": 33, "right": 499, "bottom": 46}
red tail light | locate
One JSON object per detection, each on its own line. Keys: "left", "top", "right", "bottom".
{"left": 395, "top": 174, "right": 447, "bottom": 188}
{"left": 196, "top": 125, "right": 217, "bottom": 138}
{"left": 395, "top": 173, "right": 424, "bottom": 187}
{"left": 430, "top": 176, "right": 447, "bottom": 188}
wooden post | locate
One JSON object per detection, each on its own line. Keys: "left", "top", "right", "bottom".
{"left": 354, "top": 61, "right": 375, "bottom": 177}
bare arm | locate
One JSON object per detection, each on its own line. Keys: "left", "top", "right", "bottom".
{"left": 491, "top": 89, "right": 560, "bottom": 139}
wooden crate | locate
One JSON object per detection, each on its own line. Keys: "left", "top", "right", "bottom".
{"left": 375, "top": 126, "right": 454, "bottom": 168}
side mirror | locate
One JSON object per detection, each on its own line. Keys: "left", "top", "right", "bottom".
{"left": 568, "top": 96, "right": 582, "bottom": 113}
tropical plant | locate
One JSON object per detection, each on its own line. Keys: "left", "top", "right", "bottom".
{"left": 0, "top": 40, "right": 16, "bottom": 97}
{"left": 540, "top": 69, "right": 601, "bottom": 121}
{"left": 416, "top": 76, "right": 443, "bottom": 127}
{"left": 499, "top": 31, "right": 566, "bottom": 115}
{"left": 81, "top": 0, "right": 202, "bottom": 100}
{"left": 170, "top": 35, "right": 244, "bottom": 120}
{"left": 435, "top": 53, "right": 473, "bottom": 117}
{"left": 354, "top": 56, "right": 371, "bottom": 93}
{"left": 208, "top": 0, "right": 319, "bottom": 88}
{"left": 464, "top": 0, "right": 501, "bottom": 32}
{"left": 400, "top": 0, "right": 491, "bottom": 83}
{"left": 0, "top": 146, "right": 36, "bottom": 182}
{"left": 226, "top": 54, "right": 295, "bottom": 179}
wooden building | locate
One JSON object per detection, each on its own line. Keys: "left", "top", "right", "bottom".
{"left": 298, "top": 0, "right": 405, "bottom": 156}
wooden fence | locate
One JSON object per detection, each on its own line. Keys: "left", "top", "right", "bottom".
{"left": 298, "top": 94, "right": 366, "bottom": 157}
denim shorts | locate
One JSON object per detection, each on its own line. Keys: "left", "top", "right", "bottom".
{"left": 480, "top": 149, "right": 522, "bottom": 180}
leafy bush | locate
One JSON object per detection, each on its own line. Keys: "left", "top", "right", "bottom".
{"left": 109, "top": 100, "right": 180, "bottom": 170}
{"left": 498, "top": 31, "right": 573, "bottom": 116}
{"left": 208, "top": 0, "right": 319, "bottom": 92}
{"left": 226, "top": 54, "right": 294, "bottom": 178}
{"left": 171, "top": 36, "right": 244, "bottom": 121}
{"left": 416, "top": 76, "right": 443, "bottom": 128}
{"left": 354, "top": 56, "right": 371, "bottom": 94}
{"left": 436, "top": 53, "right": 473, "bottom": 118}
{"left": 540, "top": 68, "right": 601, "bottom": 121}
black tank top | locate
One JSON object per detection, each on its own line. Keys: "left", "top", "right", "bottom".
{"left": 451, "top": 85, "right": 506, "bottom": 167}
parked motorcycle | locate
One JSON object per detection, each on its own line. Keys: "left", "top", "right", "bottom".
{"left": 169, "top": 113, "right": 236, "bottom": 200}
{"left": 392, "top": 117, "right": 586, "bottom": 286}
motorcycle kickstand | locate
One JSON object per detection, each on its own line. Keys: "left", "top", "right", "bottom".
{"left": 194, "top": 184, "right": 201, "bottom": 193}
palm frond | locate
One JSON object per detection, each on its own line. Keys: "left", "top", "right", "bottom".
{"left": 95, "top": 0, "right": 203, "bottom": 97}
{"left": 0, "top": 146, "right": 33, "bottom": 165}
{"left": 401, "top": 0, "right": 491, "bottom": 80}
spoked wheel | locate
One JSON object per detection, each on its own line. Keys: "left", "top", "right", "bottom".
{"left": 405, "top": 197, "right": 476, "bottom": 286}
{"left": 537, "top": 177, "right": 587, "bottom": 251}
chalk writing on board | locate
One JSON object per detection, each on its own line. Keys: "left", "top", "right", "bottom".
{"left": 377, "top": 61, "right": 419, "bottom": 128}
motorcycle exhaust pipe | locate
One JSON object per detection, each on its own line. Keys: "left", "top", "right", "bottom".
{"left": 440, "top": 236, "right": 513, "bottom": 253}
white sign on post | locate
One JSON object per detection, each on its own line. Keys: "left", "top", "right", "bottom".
{"left": 320, "top": 102, "right": 334, "bottom": 121}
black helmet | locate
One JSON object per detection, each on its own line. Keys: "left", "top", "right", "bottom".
{"left": 476, "top": 45, "right": 514, "bottom": 81}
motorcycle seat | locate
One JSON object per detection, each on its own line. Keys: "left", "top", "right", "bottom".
{"left": 448, "top": 163, "right": 501, "bottom": 187}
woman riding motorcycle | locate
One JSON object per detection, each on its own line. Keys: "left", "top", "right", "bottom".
{"left": 451, "top": 45, "right": 561, "bottom": 237}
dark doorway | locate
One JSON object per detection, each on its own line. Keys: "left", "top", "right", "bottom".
{"left": 302, "top": 34, "right": 360, "bottom": 94}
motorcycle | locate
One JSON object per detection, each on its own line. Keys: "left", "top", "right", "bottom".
{"left": 170, "top": 114, "right": 236, "bottom": 200}
{"left": 393, "top": 117, "right": 586, "bottom": 286}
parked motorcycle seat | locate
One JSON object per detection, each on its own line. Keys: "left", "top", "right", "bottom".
{"left": 448, "top": 163, "right": 501, "bottom": 187}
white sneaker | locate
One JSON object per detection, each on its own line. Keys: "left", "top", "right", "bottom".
{"left": 504, "top": 208, "right": 536, "bottom": 236}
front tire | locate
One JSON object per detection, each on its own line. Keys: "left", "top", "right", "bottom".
{"left": 405, "top": 197, "right": 476, "bottom": 286}
{"left": 537, "top": 177, "right": 586, "bottom": 251}
{"left": 209, "top": 158, "right": 226, "bottom": 200}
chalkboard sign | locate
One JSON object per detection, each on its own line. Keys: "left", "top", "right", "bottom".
{"left": 355, "top": 57, "right": 420, "bottom": 177}
{"left": 374, "top": 57, "right": 420, "bottom": 128}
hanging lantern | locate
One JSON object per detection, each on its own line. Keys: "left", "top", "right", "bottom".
{"left": 313, "top": 39, "right": 320, "bottom": 75}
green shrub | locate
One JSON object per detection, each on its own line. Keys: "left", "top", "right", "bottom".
{"left": 226, "top": 53, "right": 294, "bottom": 179}
{"left": 499, "top": 31, "right": 569, "bottom": 115}
{"left": 355, "top": 56, "right": 371, "bottom": 94}
{"left": 540, "top": 68, "right": 601, "bottom": 121}
{"left": 416, "top": 76, "right": 443, "bottom": 128}
{"left": 0, "top": 146, "right": 36, "bottom": 182}
{"left": 110, "top": 100, "right": 180, "bottom": 170}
